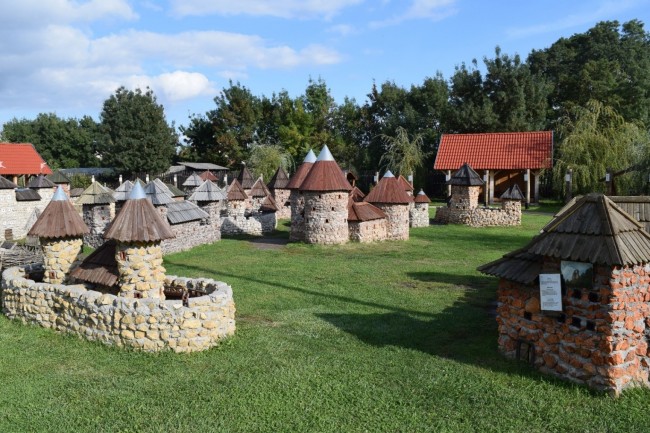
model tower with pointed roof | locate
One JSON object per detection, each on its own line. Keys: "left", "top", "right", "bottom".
{"left": 287, "top": 149, "right": 316, "bottom": 242}
{"left": 28, "top": 186, "right": 90, "bottom": 284}
{"left": 448, "top": 163, "right": 484, "bottom": 210}
{"left": 104, "top": 182, "right": 175, "bottom": 299}
{"left": 77, "top": 181, "right": 117, "bottom": 248}
{"left": 299, "top": 145, "right": 352, "bottom": 245}
{"left": 364, "top": 170, "right": 413, "bottom": 240}
{"left": 267, "top": 166, "right": 291, "bottom": 219}
{"left": 411, "top": 189, "right": 431, "bottom": 228}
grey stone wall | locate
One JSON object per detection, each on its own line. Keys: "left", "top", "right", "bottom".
{"left": 162, "top": 218, "right": 221, "bottom": 255}
{"left": 289, "top": 190, "right": 306, "bottom": 242}
{"left": 349, "top": 219, "right": 387, "bottom": 243}
{"left": 410, "top": 203, "right": 429, "bottom": 228}
{"left": 2, "top": 264, "right": 236, "bottom": 353}
{"left": 83, "top": 203, "right": 115, "bottom": 248}
{"left": 221, "top": 212, "right": 277, "bottom": 236}
{"left": 304, "top": 191, "right": 349, "bottom": 245}
{"left": 271, "top": 189, "right": 291, "bottom": 219}
{"left": 433, "top": 200, "right": 521, "bottom": 227}
{"left": 375, "top": 204, "right": 410, "bottom": 241}
{"left": 0, "top": 189, "right": 54, "bottom": 241}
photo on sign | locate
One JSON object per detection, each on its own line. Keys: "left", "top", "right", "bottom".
{"left": 560, "top": 261, "right": 593, "bottom": 289}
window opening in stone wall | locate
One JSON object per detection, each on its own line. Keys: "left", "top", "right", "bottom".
{"left": 516, "top": 340, "right": 535, "bottom": 365}
{"left": 588, "top": 292, "right": 600, "bottom": 303}
{"left": 570, "top": 317, "right": 582, "bottom": 328}
{"left": 134, "top": 292, "right": 142, "bottom": 299}
{"left": 49, "top": 271, "right": 56, "bottom": 280}
{"left": 556, "top": 313, "right": 566, "bottom": 323}
{"left": 325, "top": 219, "right": 329, "bottom": 223}
{"left": 523, "top": 311, "right": 532, "bottom": 321}
{"left": 586, "top": 320, "right": 596, "bottom": 331}
{"left": 119, "top": 251, "right": 127, "bottom": 260}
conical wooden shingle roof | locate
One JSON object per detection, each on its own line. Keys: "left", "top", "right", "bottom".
{"left": 237, "top": 165, "right": 255, "bottom": 189}
{"left": 199, "top": 170, "right": 218, "bottom": 182}
{"left": 398, "top": 175, "right": 414, "bottom": 192}
{"left": 299, "top": 146, "right": 352, "bottom": 192}
{"left": 28, "top": 186, "right": 90, "bottom": 238}
{"left": 500, "top": 184, "right": 525, "bottom": 201}
{"left": 286, "top": 150, "right": 316, "bottom": 190}
{"left": 77, "top": 182, "right": 116, "bottom": 205}
{"left": 268, "top": 166, "right": 290, "bottom": 189}
{"left": 250, "top": 177, "right": 272, "bottom": 198}
{"left": 182, "top": 173, "right": 203, "bottom": 188}
{"left": 27, "top": 174, "right": 55, "bottom": 189}
{"left": 144, "top": 180, "right": 174, "bottom": 205}
{"left": 104, "top": 183, "right": 175, "bottom": 242}
{"left": 448, "top": 163, "right": 484, "bottom": 186}
{"left": 227, "top": 179, "right": 248, "bottom": 201}
{"left": 350, "top": 186, "right": 366, "bottom": 202}
{"left": 113, "top": 180, "right": 133, "bottom": 201}
{"left": 70, "top": 240, "right": 119, "bottom": 287}
{"left": 0, "top": 175, "right": 18, "bottom": 189}
{"left": 348, "top": 198, "right": 387, "bottom": 222}
{"left": 165, "top": 182, "right": 186, "bottom": 198}
{"left": 364, "top": 171, "right": 412, "bottom": 204}
{"left": 189, "top": 180, "right": 227, "bottom": 202}
{"left": 478, "top": 194, "right": 650, "bottom": 282}
{"left": 259, "top": 195, "right": 278, "bottom": 212}
{"left": 414, "top": 189, "right": 430, "bottom": 203}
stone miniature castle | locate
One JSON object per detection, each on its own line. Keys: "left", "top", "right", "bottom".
{"left": 434, "top": 163, "right": 523, "bottom": 227}
{"left": 1, "top": 184, "right": 236, "bottom": 353}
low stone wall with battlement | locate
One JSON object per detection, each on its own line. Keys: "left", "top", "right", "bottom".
{"left": 1, "top": 264, "right": 236, "bottom": 353}
{"left": 433, "top": 200, "right": 521, "bottom": 227}
{"left": 221, "top": 212, "right": 277, "bottom": 236}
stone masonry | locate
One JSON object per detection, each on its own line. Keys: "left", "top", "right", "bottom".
{"left": 2, "top": 264, "right": 236, "bottom": 353}
{"left": 410, "top": 202, "right": 429, "bottom": 228}
{"left": 376, "top": 203, "right": 410, "bottom": 241}
{"left": 349, "top": 219, "right": 387, "bottom": 243}
{"left": 272, "top": 188, "right": 291, "bottom": 219}
{"left": 0, "top": 188, "right": 54, "bottom": 241}
{"left": 41, "top": 237, "right": 84, "bottom": 284}
{"left": 289, "top": 190, "right": 306, "bottom": 242}
{"left": 497, "top": 258, "right": 650, "bottom": 394}
{"left": 83, "top": 203, "right": 115, "bottom": 248}
{"left": 115, "top": 242, "right": 166, "bottom": 299}
{"left": 303, "top": 191, "right": 349, "bottom": 245}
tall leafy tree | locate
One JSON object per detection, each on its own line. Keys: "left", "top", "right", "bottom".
{"left": 246, "top": 144, "right": 293, "bottom": 182}
{"left": 379, "top": 126, "right": 429, "bottom": 177}
{"left": 99, "top": 87, "right": 177, "bottom": 174}
{"left": 1, "top": 113, "right": 100, "bottom": 168}
{"left": 553, "top": 100, "right": 650, "bottom": 194}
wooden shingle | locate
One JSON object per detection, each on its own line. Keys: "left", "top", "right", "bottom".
{"left": 286, "top": 150, "right": 316, "bottom": 190}
{"left": 348, "top": 199, "right": 387, "bottom": 222}
{"left": 166, "top": 201, "right": 209, "bottom": 224}
{"left": 70, "top": 240, "right": 119, "bottom": 287}
{"left": 27, "top": 174, "right": 55, "bottom": 189}
{"left": 299, "top": 145, "right": 352, "bottom": 192}
{"left": 237, "top": 166, "right": 255, "bottom": 189}
{"left": 28, "top": 187, "right": 90, "bottom": 238}
{"left": 250, "top": 177, "right": 272, "bottom": 197}
{"left": 0, "top": 175, "right": 18, "bottom": 189}
{"left": 227, "top": 179, "right": 248, "bottom": 201}
{"left": 189, "top": 180, "right": 227, "bottom": 202}
{"left": 448, "top": 163, "right": 484, "bottom": 186}
{"left": 76, "top": 182, "right": 116, "bottom": 205}
{"left": 364, "top": 171, "right": 412, "bottom": 204}
{"left": 267, "top": 167, "right": 290, "bottom": 190}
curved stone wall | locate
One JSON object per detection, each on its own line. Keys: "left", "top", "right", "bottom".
{"left": 376, "top": 204, "right": 410, "bottom": 241}
{"left": 304, "top": 191, "right": 349, "bottom": 245}
{"left": 1, "top": 264, "right": 236, "bottom": 353}
{"left": 410, "top": 203, "right": 429, "bottom": 228}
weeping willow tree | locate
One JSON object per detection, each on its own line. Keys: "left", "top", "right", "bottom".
{"left": 246, "top": 144, "right": 294, "bottom": 182}
{"left": 553, "top": 100, "right": 650, "bottom": 195}
{"left": 379, "top": 126, "right": 429, "bottom": 177}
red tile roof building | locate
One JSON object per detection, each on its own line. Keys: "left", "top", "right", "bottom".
{"left": 433, "top": 131, "right": 553, "bottom": 204}
{"left": 0, "top": 143, "right": 52, "bottom": 183}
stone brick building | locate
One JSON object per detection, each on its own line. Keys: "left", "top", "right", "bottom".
{"left": 287, "top": 150, "right": 316, "bottom": 242}
{"left": 411, "top": 189, "right": 430, "bottom": 228}
{"left": 299, "top": 145, "right": 352, "bottom": 245}
{"left": 364, "top": 171, "right": 412, "bottom": 241}
{"left": 479, "top": 194, "right": 650, "bottom": 395}
{"left": 76, "top": 181, "right": 116, "bottom": 248}
{"left": 267, "top": 166, "right": 291, "bottom": 219}
{"left": 348, "top": 199, "right": 388, "bottom": 243}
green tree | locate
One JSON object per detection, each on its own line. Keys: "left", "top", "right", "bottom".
{"left": 379, "top": 126, "right": 429, "bottom": 177}
{"left": 99, "top": 87, "right": 177, "bottom": 174}
{"left": 246, "top": 144, "right": 293, "bottom": 182}
{"left": 1, "top": 113, "right": 100, "bottom": 168}
{"left": 553, "top": 100, "right": 650, "bottom": 195}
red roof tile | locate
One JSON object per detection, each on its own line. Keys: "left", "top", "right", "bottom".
{"left": 433, "top": 131, "right": 553, "bottom": 171}
{"left": 0, "top": 143, "right": 52, "bottom": 176}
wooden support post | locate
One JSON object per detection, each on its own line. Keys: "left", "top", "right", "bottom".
{"left": 605, "top": 168, "right": 613, "bottom": 196}
{"left": 525, "top": 169, "right": 531, "bottom": 209}
{"left": 446, "top": 170, "right": 451, "bottom": 198}
{"left": 565, "top": 168, "right": 573, "bottom": 203}
{"left": 483, "top": 170, "right": 489, "bottom": 207}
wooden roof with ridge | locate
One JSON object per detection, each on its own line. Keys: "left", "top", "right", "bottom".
{"left": 28, "top": 187, "right": 89, "bottom": 238}
{"left": 267, "top": 166, "right": 290, "bottom": 189}
{"left": 364, "top": 172, "right": 412, "bottom": 204}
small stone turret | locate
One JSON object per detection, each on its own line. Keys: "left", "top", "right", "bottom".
{"left": 237, "top": 164, "right": 255, "bottom": 195}
{"left": 448, "top": 163, "right": 484, "bottom": 210}
{"left": 27, "top": 186, "right": 90, "bottom": 283}
{"left": 267, "top": 166, "right": 291, "bottom": 219}
{"left": 104, "top": 182, "right": 175, "bottom": 299}
{"left": 299, "top": 145, "right": 352, "bottom": 245}
{"left": 287, "top": 150, "right": 316, "bottom": 242}
{"left": 411, "top": 189, "right": 430, "bottom": 228}
{"left": 364, "top": 171, "right": 413, "bottom": 240}
{"left": 77, "top": 181, "right": 116, "bottom": 248}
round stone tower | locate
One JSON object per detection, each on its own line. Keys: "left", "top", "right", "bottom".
{"left": 104, "top": 182, "right": 175, "bottom": 299}
{"left": 364, "top": 171, "right": 413, "bottom": 240}
{"left": 27, "top": 186, "right": 90, "bottom": 284}
{"left": 299, "top": 145, "right": 352, "bottom": 245}
{"left": 411, "top": 189, "right": 431, "bottom": 228}
{"left": 77, "top": 181, "right": 116, "bottom": 248}
{"left": 286, "top": 150, "right": 316, "bottom": 242}
{"left": 267, "top": 166, "right": 291, "bottom": 219}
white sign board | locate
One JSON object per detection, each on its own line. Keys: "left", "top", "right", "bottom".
{"left": 539, "top": 273, "right": 562, "bottom": 311}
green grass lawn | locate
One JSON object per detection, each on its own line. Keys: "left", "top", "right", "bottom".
{"left": 2, "top": 214, "right": 650, "bottom": 432}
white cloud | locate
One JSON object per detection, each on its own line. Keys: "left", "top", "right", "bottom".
{"left": 327, "top": 24, "right": 357, "bottom": 36}
{"left": 170, "top": 0, "right": 364, "bottom": 19}
{"left": 370, "top": 0, "right": 457, "bottom": 28}
{"left": 507, "top": 0, "right": 645, "bottom": 38}
{"left": 0, "top": 0, "right": 137, "bottom": 28}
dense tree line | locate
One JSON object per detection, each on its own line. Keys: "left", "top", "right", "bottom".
{"left": 2, "top": 20, "right": 650, "bottom": 195}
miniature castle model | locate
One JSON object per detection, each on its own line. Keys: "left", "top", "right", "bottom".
{"left": 364, "top": 171, "right": 412, "bottom": 241}
{"left": 76, "top": 181, "right": 116, "bottom": 248}
{"left": 27, "top": 186, "right": 89, "bottom": 283}
{"left": 2, "top": 182, "right": 236, "bottom": 353}
{"left": 267, "top": 166, "right": 291, "bottom": 219}
{"left": 434, "top": 163, "right": 523, "bottom": 227}
{"left": 411, "top": 189, "right": 431, "bottom": 228}
{"left": 287, "top": 150, "right": 317, "bottom": 242}
{"left": 479, "top": 194, "right": 650, "bottom": 395}
{"left": 299, "top": 145, "right": 352, "bottom": 245}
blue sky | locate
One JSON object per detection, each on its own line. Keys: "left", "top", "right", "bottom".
{"left": 1, "top": 0, "right": 649, "bottom": 132}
